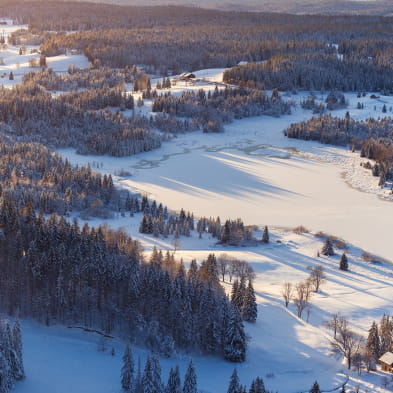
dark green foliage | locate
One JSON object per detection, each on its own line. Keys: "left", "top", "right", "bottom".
{"left": 241, "top": 281, "right": 258, "bottom": 323}
{"left": 309, "top": 381, "right": 321, "bottom": 393}
{"left": 183, "top": 360, "right": 197, "bottom": 393}
{"left": 121, "top": 344, "right": 134, "bottom": 391}
{"left": 321, "top": 238, "right": 334, "bottom": 256}
{"left": 0, "top": 319, "right": 24, "bottom": 393}
{"left": 224, "top": 306, "right": 247, "bottom": 362}
{"left": 261, "top": 226, "right": 269, "bottom": 243}
{"left": 285, "top": 115, "right": 393, "bottom": 186}
{"left": 227, "top": 369, "right": 240, "bottom": 393}
{"left": 339, "top": 253, "right": 348, "bottom": 271}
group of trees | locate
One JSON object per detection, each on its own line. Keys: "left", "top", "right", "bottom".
{"left": 152, "top": 87, "right": 292, "bottom": 133}
{"left": 121, "top": 346, "right": 197, "bottom": 393}
{"left": 285, "top": 114, "right": 393, "bottom": 186}
{"left": 326, "top": 313, "right": 393, "bottom": 374}
{"left": 223, "top": 52, "right": 393, "bottom": 92}
{"left": 365, "top": 314, "right": 393, "bottom": 370}
{"left": 23, "top": 65, "right": 150, "bottom": 92}
{"left": 281, "top": 264, "right": 325, "bottom": 319}
{"left": 231, "top": 278, "right": 258, "bottom": 323}
{"left": 139, "top": 206, "right": 194, "bottom": 239}
{"left": 4, "top": 0, "right": 393, "bottom": 77}
{"left": 196, "top": 217, "right": 257, "bottom": 246}
{"left": 227, "top": 369, "right": 268, "bottom": 393}
{"left": 0, "top": 83, "right": 163, "bottom": 157}
{"left": 0, "top": 137, "right": 128, "bottom": 216}
{"left": 0, "top": 319, "right": 24, "bottom": 393}
{"left": 0, "top": 195, "right": 247, "bottom": 361}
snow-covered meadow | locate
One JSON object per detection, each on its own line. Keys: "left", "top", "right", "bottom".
{"left": 0, "top": 18, "right": 393, "bottom": 393}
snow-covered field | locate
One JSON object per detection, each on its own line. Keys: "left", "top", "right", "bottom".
{"left": 12, "top": 228, "right": 393, "bottom": 393}
{"left": 1, "top": 19, "right": 393, "bottom": 393}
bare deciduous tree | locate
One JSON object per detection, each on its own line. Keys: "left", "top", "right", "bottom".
{"left": 307, "top": 264, "right": 326, "bottom": 292}
{"left": 293, "top": 280, "right": 312, "bottom": 318}
{"left": 330, "top": 316, "right": 363, "bottom": 369}
{"left": 281, "top": 282, "right": 293, "bottom": 308}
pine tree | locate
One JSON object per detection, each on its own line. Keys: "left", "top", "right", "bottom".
{"left": 309, "top": 381, "right": 321, "bottom": 393}
{"left": 241, "top": 281, "right": 257, "bottom": 323}
{"left": 11, "top": 319, "right": 24, "bottom": 380}
{"left": 261, "top": 226, "right": 269, "bottom": 243}
{"left": 121, "top": 343, "right": 134, "bottom": 391}
{"left": 321, "top": 238, "right": 334, "bottom": 256}
{"left": 227, "top": 369, "right": 240, "bottom": 393}
{"left": 134, "top": 358, "right": 143, "bottom": 393}
{"left": 253, "top": 377, "right": 265, "bottom": 393}
{"left": 224, "top": 305, "right": 246, "bottom": 362}
{"left": 339, "top": 253, "right": 348, "bottom": 270}
{"left": 8, "top": 72, "right": 13, "bottom": 81}
{"left": 365, "top": 321, "right": 380, "bottom": 370}
{"left": 183, "top": 359, "right": 197, "bottom": 393}
{"left": 142, "top": 355, "right": 163, "bottom": 393}
{"left": 166, "top": 366, "right": 181, "bottom": 393}
{"left": 379, "top": 314, "right": 392, "bottom": 355}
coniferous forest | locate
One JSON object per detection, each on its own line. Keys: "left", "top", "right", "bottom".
{"left": 0, "top": 1, "right": 392, "bottom": 392}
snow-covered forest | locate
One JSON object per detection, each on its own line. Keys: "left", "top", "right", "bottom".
{"left": 0, "top": 2, "right": 392, "bottom": 393}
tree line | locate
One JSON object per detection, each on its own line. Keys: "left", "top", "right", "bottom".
{"left": 152, "top": 87, "right": 292, "bottom": 132}
{"left": 284, "top": 114, "right": 393, "bottom": 186}
{"left": 223, "top": 53, "right": 393, "bottom": 92}
{"left": 0, "top": 196, "right": 247, "bottom": 361}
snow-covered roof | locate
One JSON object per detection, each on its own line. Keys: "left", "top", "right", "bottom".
{"left": 379, "top": 352, "right": 393, "bottom": 365}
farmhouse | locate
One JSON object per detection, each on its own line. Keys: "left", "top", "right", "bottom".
{"left": 379, "top": 352, "right": 393, "bottom": 373}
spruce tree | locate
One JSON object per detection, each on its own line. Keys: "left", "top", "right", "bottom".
{"left": 121, "top": 343, "right": 134, "bottom": 391}
{"left": 339, "top": 253, "right": 348, "bottom": 270}
{"left": 183, "top": 359, "right": 197, "bottom": 393}
{"left": 227, "top": 369, "right": 240, "bottom": 393}
{"left": 224, "top": 305, "right": 246, "bottom": 362}
{"left": 8, "top": 71, "right": 13, "bottom": 81}
{"left": 241, "top": 281, "right": 257, "bottom": 323}
{"left": 261, "top": 226, "right": 269, "bottom": 243}
{"left": 309, "top": 381, "right": 321, "bottom": 393}
{"left": 321, "top": 238, "right": 334, "bottom": 256}
{"left": 166, "top": 366, "right": 181, "bottom": 393}
{"left": 365, "top": 321, "right": 380, "bottom": 370}
{"left": 11, "top": 319, "right": 24, "bottom": 380}
{"left": 253, "top": 377, "right": 265, "bottom": 393}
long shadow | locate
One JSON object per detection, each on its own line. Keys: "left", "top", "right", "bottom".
{"left": 153, "top": 149, "right": 308, "bottom": 200}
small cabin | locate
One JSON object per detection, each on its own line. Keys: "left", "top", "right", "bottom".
{"left": 179, "top": 72, "right": 195, "bottom": 80}
{"left": 379, "top": 352, "right": 393, "bottom": 373}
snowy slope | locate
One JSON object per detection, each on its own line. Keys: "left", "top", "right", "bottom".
{"left": 12, "top": 227, "right": 393, "bottom": 393}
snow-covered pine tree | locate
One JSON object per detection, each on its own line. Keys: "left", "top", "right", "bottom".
{"left": 261, "top": 226, "right": 269, "bottom": 243}
{"left": 321, "top": 238, "right": 334, "bottom": 256}
{"left": 121, "top": 343, "right": 134, "bottom": 391}
{"left": 379, "top": 314, "right": 392, "bottom": 355}
{"left": 241, "top": 281, "right": 257, "bottom": 323}
{"left": 231, "top": 279, "right": 240, "bottom": 308}
{"left": 165, "top": 366, "right": 181, "bottom": 393}
{"left": 134, "top": 358, "right": 143, "bottom": 393}
{"left": 183, "top": 359, "right": 197, "bottom": 393}
{"left": 309, "top": 381, "right": 321, "bottom": 393}
{"left": 227, "top": 369, "right": 240, "bottom": 393}
{"left": 339, "top": 253, "right": 348, "bottom": 270}
{"left": 224, "top": 305, "right": 246, "bottom": 362}
{"left": 365, "top": 321, "right": 380, "bottom": 369}
{"left": 249, "top": 377, "right": 265, "bottom": 393}
{"left": 11, "top": 319, "right": 24, "bottom": 380}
